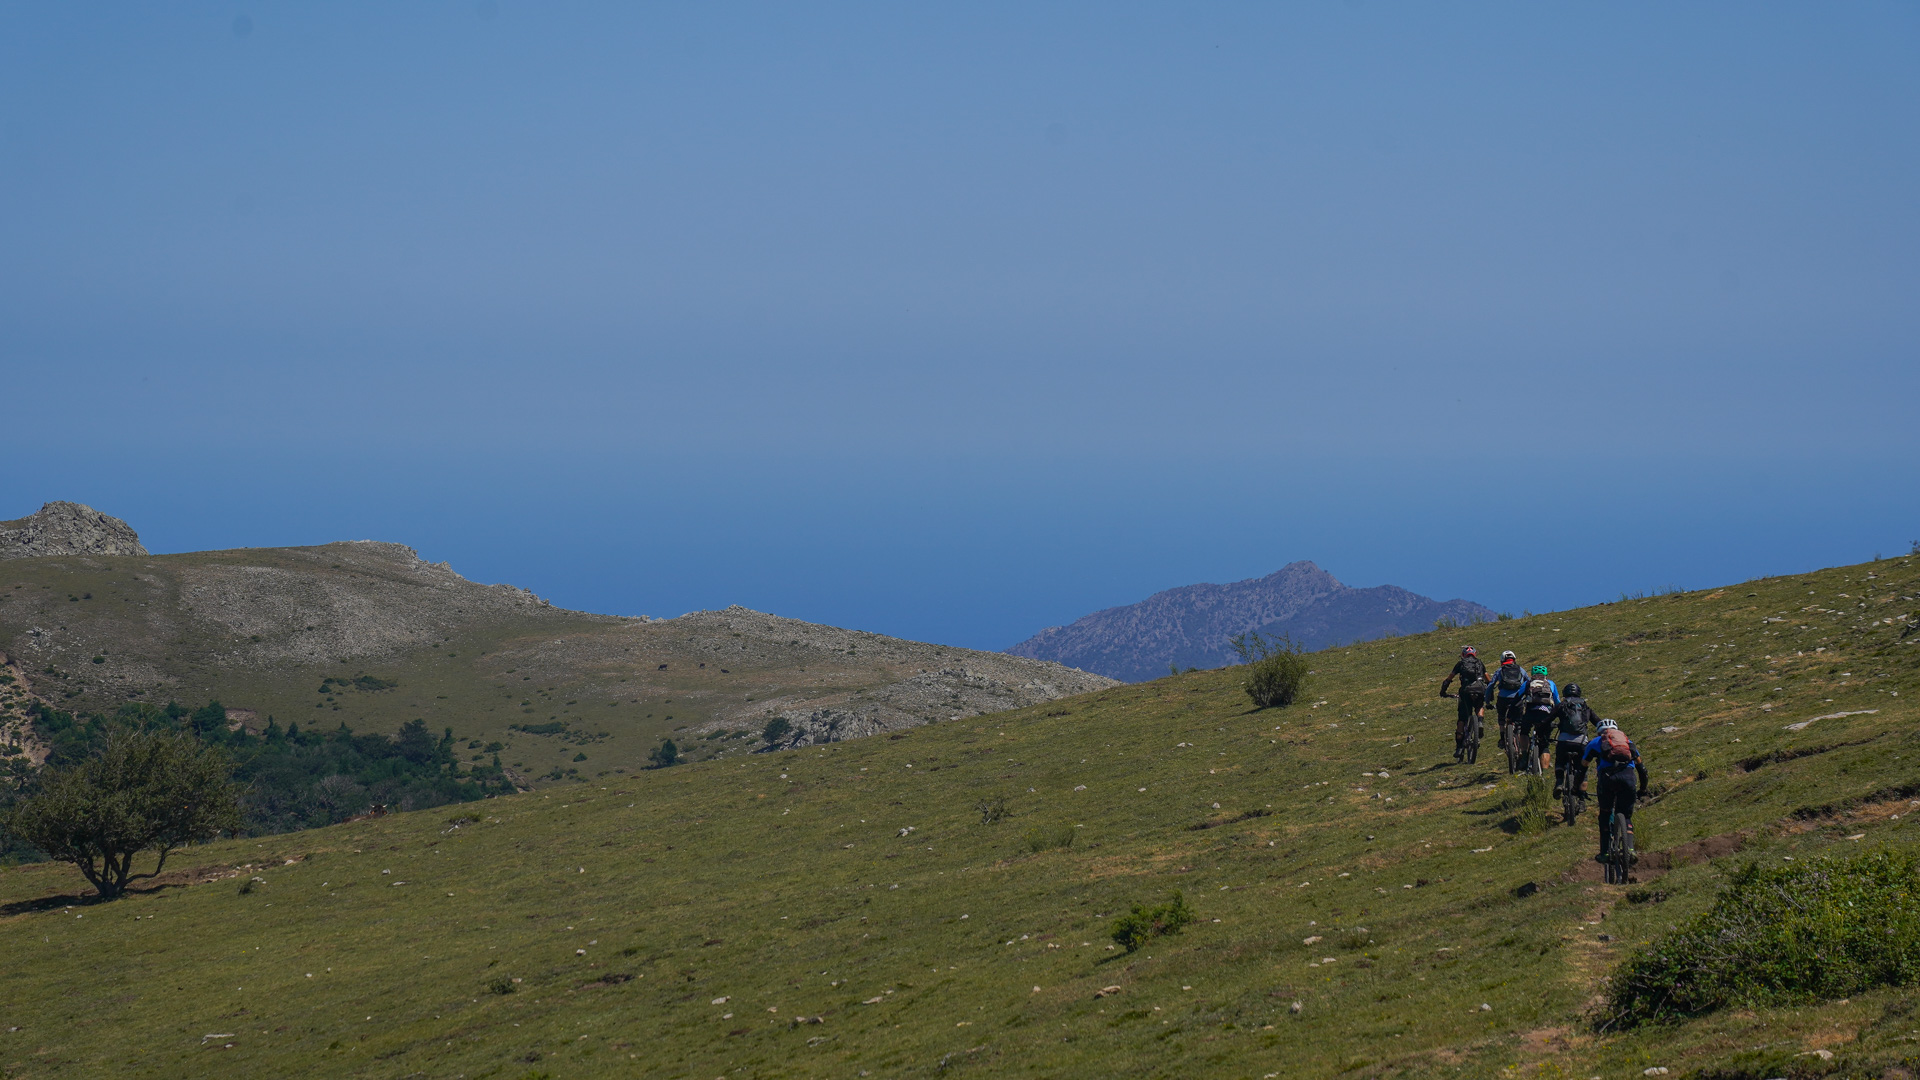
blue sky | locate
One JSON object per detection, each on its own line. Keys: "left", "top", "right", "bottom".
{"left": 3, "top": 3, "right": 1916, "bottom": 649}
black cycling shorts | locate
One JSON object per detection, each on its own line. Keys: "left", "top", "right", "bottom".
{"left": 1456, "top": 685, "right": 1484, "bottom": 725}
{"left": 1553, "top": 741, "right": 1585, "bottom": 783}
{"left": 1528, "top": 712, "right": 1555, "bottom": 752}
{"left": 1598, "top": 770, "right": 1640, "bottom": 838}
{"left": 1496, "top": 697, "right": 1527, "bottom": 728}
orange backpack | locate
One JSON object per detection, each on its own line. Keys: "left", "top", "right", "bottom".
{"left": 1599, "top": 728, "right": 1632, "bottom": 762}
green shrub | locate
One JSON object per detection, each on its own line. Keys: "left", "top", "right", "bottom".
{"left": 487, "top": 977, "right": 516, "bottom": 995}
{"left": 762, "top": 717, "right": 793, "bottom": 745}
{"left": 1110, "top": 891, "right": 1197, "bottom": 953}
{"left": 1229, "top": 632, "right": 1310, "bottom": 709}
{"left": 1516, "top": 776, "right": 1550, "bottom": 834}
{"left": 975, "top": 797, "right": 1009, "bottom": 825}
{"left": 511, "top": 722, "right": 567, "bottom": 736}
{"left": 646, "top": 740, "right": 679, "bottom": 769}
{"left": 1601, "top": 851, "right": 1920, "bottom": 1030}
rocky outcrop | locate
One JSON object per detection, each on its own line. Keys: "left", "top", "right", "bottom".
{"left": 1007, "top": 561, "right": 1496, "bottom": 682}
{"left": 0, "top": 502, "right": 148, "bottom": 560}
{"left": 751, "top": 665, "right": 1113, "bottom": 749}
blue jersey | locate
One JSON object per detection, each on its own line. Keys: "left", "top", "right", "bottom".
{"left": 1582, "top": 734, "right": 1641, "bottom": 778}
{"left": 1490, "top": 661, "right": 1530, "bottom": 699}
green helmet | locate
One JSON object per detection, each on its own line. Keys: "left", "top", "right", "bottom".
{"left": 1530, "top": 665, "right": 1549, "bottom": 677}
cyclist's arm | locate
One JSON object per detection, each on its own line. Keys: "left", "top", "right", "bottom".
{"left": 1440, "top": 673, "right": 1455, "bottom": 695}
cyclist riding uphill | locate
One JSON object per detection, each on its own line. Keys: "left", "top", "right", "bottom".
{"left": 1552, "top": 683, "right": 1597, "bottom": 798}
{"left": 1523, "top": 665, "right": 1560, "bottom": 773}
{"left": 1582, "top": 719, "right": 1649, "bottom": 863}
{"left": 1438, "top": 646, "right": 1488, "bottom": 760}
{"left": 1489, "top": 651, "right": 1530, "bottom": 751}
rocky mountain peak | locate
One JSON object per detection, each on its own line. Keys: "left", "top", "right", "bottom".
{"left": 1006, "top": 561, "right": 1495, "bottom": 681}
{"left": 0, "top": 501, "right": 148, "bottom": 560}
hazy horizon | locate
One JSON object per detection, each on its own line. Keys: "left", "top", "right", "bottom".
{"left": 4, "top": 3, "right": 1915, "bottom": 649}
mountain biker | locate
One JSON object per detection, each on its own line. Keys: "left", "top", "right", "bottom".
{"left": 1489, "top": 651, "right": 1529, "bottom": 756}
{"left": 1582, "top": 719, "right": 1649, "bottom": 863}
{"left": 1523, "top": 665, "right": 1559, "bottom": 773}
{"left": 1552, "top": 682, "right": 1597, "bottom": 798}
{"left": 1438, "top": 646, "right": 1488, "bottom": 761}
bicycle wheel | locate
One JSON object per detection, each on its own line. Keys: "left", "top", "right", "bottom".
{"left": 1607, "top": 814, "right": 1632, "bottom": 884}
{"left": 1562, "top": 785, "right": 1579, "bottom": 827}
{"left": 1465, "top": 716, "right": 1481, "bottom": 764}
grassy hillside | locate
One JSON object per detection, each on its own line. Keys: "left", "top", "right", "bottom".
{"left": 0, "top": 542, "right": 1109, "bottom": 790}
{"left": 1, "top": 555, "right": 1916, "bottom": 1078}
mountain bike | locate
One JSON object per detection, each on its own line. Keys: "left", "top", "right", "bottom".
{"left": 1561, "top": 777, "right": 1584, "bottom": 826}
{"left": 1504, "top": 715, "right": 1529, "bottom": 774}
{"left": 1444, "top": 692, "right": 1482, "bottom": 765}
{"left": 1603, "top": 812, "right": 1634, "bottom": 884}
{"left": 1523, "top": 717, "right": 1550, "bottom": 776}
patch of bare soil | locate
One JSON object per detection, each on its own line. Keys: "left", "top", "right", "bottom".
{"left": 1560, "top": 826, "right": 1753, "bottom": 885}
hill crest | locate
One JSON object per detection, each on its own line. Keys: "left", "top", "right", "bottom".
{"left": 0, "top": 501, "right": 147, "bottom": 560}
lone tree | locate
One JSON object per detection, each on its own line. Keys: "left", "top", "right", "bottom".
{"left": 5, "top": 731, "right": 241, "bottom": 899}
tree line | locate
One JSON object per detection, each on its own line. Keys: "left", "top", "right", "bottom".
{"left": 2, "top": 699, "right": 517, "bottom": 887}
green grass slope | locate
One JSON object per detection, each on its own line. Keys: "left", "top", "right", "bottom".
{"left": 2, "top": 556, "right": 1917, "bottom": 1079}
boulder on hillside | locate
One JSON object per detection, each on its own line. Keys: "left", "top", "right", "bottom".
{"left": 0, "top": 501, "right": 149, "bottom": 560}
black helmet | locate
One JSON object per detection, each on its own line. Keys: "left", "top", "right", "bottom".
{"left": 1564, "top": 683, "right": 1581, "bottom": 697}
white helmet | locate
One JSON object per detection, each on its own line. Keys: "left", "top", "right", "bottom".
{"left": 1500, "top": 650, "right": 1516, "bottom": 660}
{"left": 1597, "top": 719, "right": 1618, "bottom": 731}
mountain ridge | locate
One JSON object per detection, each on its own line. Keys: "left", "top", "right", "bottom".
{"left": 0, "top": 506, "right": 1112, "bottom": 789}
{"left": 1007, "top": 560, "right": 1496, "bottom": 681}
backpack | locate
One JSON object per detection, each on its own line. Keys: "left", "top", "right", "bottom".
{"left": 1526, "top": 679, "right": 1553, "bottom": 707}
{"left": 1496, "top": 663, "right": 1526, "bottom": 692}
{"left": 1599, "top": 728, "right": 1633, "bottom": 763}
{"left": 1558, "top": 698, "right": 1591, "bottom": 736}
{"left": 1458, "top": 655, "right": 1486, "bottom": 684}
